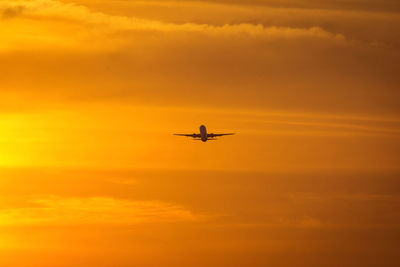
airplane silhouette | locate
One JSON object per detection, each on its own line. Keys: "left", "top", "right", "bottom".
{"left": 174, "top": 125, "right": 235, "bottom": 142}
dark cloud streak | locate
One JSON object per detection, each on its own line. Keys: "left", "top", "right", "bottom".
{"left": 1, "top": 5, "right": 24, "bottom": 19}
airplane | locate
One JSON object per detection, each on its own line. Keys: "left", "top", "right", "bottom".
{"left": 174, "top": 125, "right": 235, "bottom": 142}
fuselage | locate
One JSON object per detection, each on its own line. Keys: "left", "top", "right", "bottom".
{"left": 200, "top": 125, "right": 207, "bottom": 142}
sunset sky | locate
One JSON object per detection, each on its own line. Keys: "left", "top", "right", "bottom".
{"left": 1, "top": 0, "right": 400, "bottom": 266}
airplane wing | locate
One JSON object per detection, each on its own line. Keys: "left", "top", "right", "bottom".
{"left": 174, "top": 133, "right": 201, "bottom": 138}
{"left": 207, "top": 133, "right": 235, "bottom": 138}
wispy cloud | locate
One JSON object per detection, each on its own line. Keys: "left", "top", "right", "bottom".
{"left": 0, "top": 0, "right": 346, "bottom": 52}
{"left": 0, "top": 195, "right": 201, "bottom": 225}
{"left": 0, "top": 0, "right": 343, "bottom": 35}
{"left": 105, "top": 178, "right": 138, "bottom": 185}
{"left": 1, "top": 5, "right": 24, "bottom": 19}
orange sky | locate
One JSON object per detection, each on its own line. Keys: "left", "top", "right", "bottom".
{"left": 0, "top": 1, "right": 400, "bottom": 266}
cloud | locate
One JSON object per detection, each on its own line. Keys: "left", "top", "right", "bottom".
{"left": 106, "top": 178, "right": 138, "bottom": 185}
{"left": 0, "top": 0, "right": 399, "bottom": 117}
{"left": 1, "top": 5, "right": 24, "bottom": 19}
{"left": 0, "top": 0, "right": 347, "bottom": 52}
{"left": 68, "top": 0, "right": 400, "bottom": 47}
{"left": 1, "top": 0, "right": 398, "bottom": 52}
{"left": 170, "top": 0, "right": 400, "bottom": 12}
{"left": 0, "top": 195, "right": 201, "bottom": 225}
